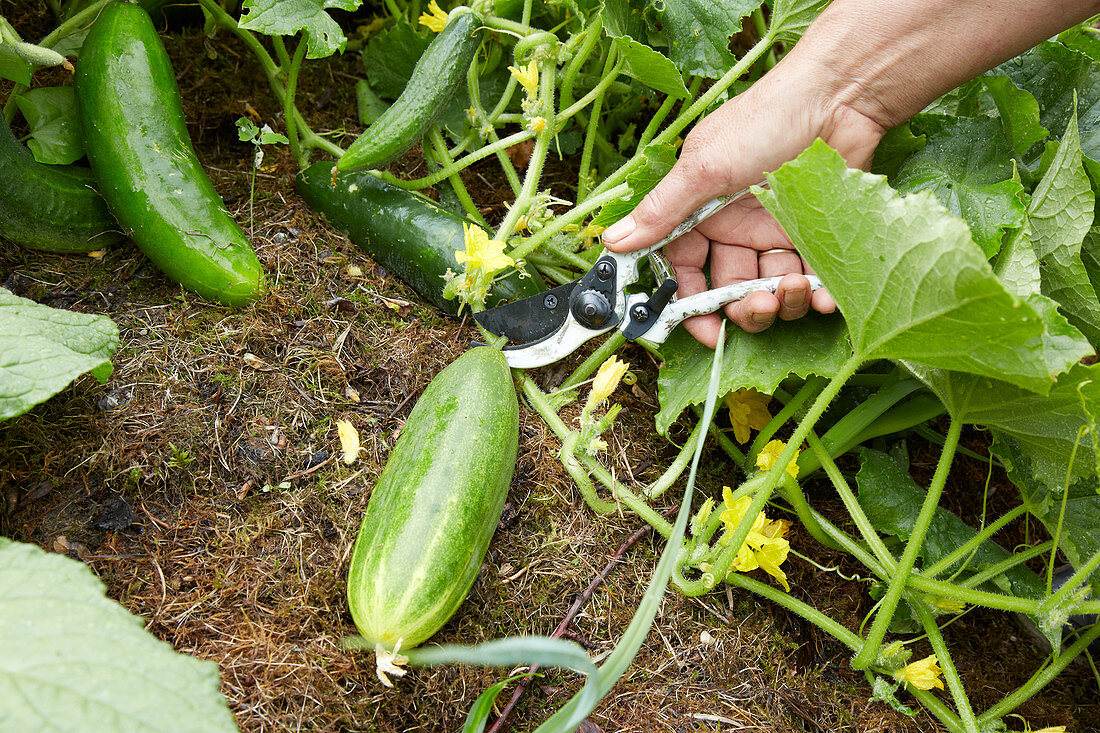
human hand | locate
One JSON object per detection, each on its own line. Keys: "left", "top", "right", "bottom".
{"left": 601, "top": 63, "right": 885, "bottom": 348}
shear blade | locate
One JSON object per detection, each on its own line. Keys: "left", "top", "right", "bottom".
{"left": 473, "top": 280, "right": 578, "bottom": 344}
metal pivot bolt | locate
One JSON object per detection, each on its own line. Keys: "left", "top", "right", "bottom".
{"left": 544, "top": 293, "right": 558, "bottom": 309}
{"left": 631, "top": 304, "right": 650, "bottom": 323}
{"left": 595, "top": 261, "right": 614, "bottom": 280}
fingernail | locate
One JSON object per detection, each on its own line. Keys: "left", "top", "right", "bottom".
{"left": 752, "top": 312, "right": 775, "bottom": 325}
{"left": 785, "top": 289, "right": 807, "bottom": 308}
{"left": 602, "top": 215, "right": 635, "bottom": 244}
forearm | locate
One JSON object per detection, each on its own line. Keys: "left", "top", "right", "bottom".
{"left": 781, "top": 0, "right": 1100, "bottom": 128}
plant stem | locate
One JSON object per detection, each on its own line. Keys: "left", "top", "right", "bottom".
{"left": 1047, "top": 426, "right": 1086, "bottom": 595}
{"left": 465, "top": 53, "right": 523, "bottom": 195}
{"left": 852, "top": 418, "right": 962, "bottom": 669}
{"left": 560, "top": 433, "right": 617, "bottom": 514}
{"left": 723, "top": 572, "right": 864, "bottom": 650}
{"left": 645, "top": 420, "right": 705, "bottom": 499}
{"left": 776, "top": 476, "right": 846, "bottom": 553}
{"left": 284, "top": 34, "right": 307, "bottom": 166}
{"left": 377, "top": 129, "right": 537, "bottom": 189}
{"left": 958, "top": 540, "right": 1052, "bottom": 590}
{"left": 427, "top": 127, "right": 489, "bottom": 227}
{"left": 806, "top": 430, "right": 897, "bottom": 572}
{"left": 552, "top": 332, "right": 627, "bottom": 407}
{"left": 559, "top": 15, "right": 602, "bottom": 110}
{"left": 978, "top": 621, "right": 1100, "bottom": 725}
{"left": 748, "top": 376, "right": 826, "bottom": 462}
{"left": 913, "top": 602, "right": 979, "bottom": 733}
{"left": 576, "top": 48, "right": 616, "bottom": 202}
{"left": 923, "top": 505, "right": 1027, "bottom": 578}
{"left": 508, "top": 182, "right": 630, "bottom": 262}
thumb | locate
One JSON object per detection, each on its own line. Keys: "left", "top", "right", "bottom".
{"left": 601, "top": 150, "right": 732, "bottom": 253}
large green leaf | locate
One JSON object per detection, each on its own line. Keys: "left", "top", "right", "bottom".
{"left": 990, "top": 41, "right": 1100, "bottom": 171}
{"left": 600, "top": 0, "right": 647, "bottom": 41}
{"left": 982, "top": 76, "right": 1049, "bottom": 159}
{"left": 870, "top": 122, "right": 926, "bottom": 180}
{"left": 239, "top": 0, "right": 361, "bottom": 59}
{"left": 610, "top": 34, "right": 689, "bottom": 99}
{"left": 0, "top": 287, "right": 117, "bottom": 421}
{"left": 13, "top": 86, "right": 85, "bottom": 165}
{"left": 648, "top": 0, "right": 761, "bottom": 79}
{"left": 756, "top": 141, "right": 1052, "bottom": 392}
{"left": 592, "top": 142, "right": 677, "bottom": 226}
{"left": 0, "top": 538, "right": 237, "bottom": 731}
{"left": 856, "top": 450, "right": 1044, "bottom": 599}
{"left": 767, "top": 0, "right": 829, "bottom": 43}
{"left": 891, "top": 115, "right": 1026, "bottom": 258}
{"left": 361, "top": 19, "right": 431, "bottom": 99}
{"left": 0, "top": 43, "right": 32, "bottom": 86}
{"left": 1027, "top": 109, "right": 1100, "bottom": 347}
{"left": 655, "top": 312, "right": 850, "bottom": 435}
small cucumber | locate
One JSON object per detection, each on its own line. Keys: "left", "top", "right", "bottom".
{"left": 0, "top": 111, "right": 121, "bottom": 253}
{"left": 295, "top": 162, "right": 542, "bottom": 314}
{"left": 346, "top": 346, "right": 518, "bottom": 650}
{"left": 337, "top": 11, "right": 483, "bottom": 173}
{"left": 74, "top": 2, "right": 264, "bottom": 305}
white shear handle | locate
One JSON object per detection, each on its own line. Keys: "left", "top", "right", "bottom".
{"left": 639, "top": 274, "right": 824, "bottom": 345}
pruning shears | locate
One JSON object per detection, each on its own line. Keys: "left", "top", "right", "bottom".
{"left": 473, "top": 186, "right": 823, "bottom": 368}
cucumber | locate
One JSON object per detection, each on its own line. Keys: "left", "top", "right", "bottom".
{"left": 0, "top": 111, "right": 121, "bottom": 253}
{"left": 346, "top": 346, "right": 518, "bottom": 650}
{"left": 74, "top": 2, "right": 264, "bottom": 305}
{"left": 295, "top": 162, "right": 543, "bottom": 314}
{"left": 337, "top": 11, "right": 483, "bottom": 173}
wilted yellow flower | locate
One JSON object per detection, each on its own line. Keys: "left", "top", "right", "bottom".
{"left": 455, "top": 223, "right": 514, "bottom": 274}
{"left": 894, "top": 654, "right": 944, "bottom": 691}
{"left": 527, "top": 116, "right": 547, "bottom": 132}
{"left": 590, "top": 356, "right": 629, "bottom": 403}
{"left": 587, "top": 437, "right": 608, "bottom": 454}
{"left": 88, "top": 249, "right": 106, "bottom": 259}
{"left": 418, "top": 0, "right": 448, "bottom": 32}
{"left": 513, "top": 215, "right": 528, "bottom": 233}
{"left": 756, "top": 439, "right": 800, "bottom": 479}
{"left": 724, "top": 388, "right": 772, "bottom": 444}
{"left": 719, "top": 488, "right": 791, "bottom": 591}
{"left": 1033, "top": 727, "right": 1067, "bottom": 733}
{"left": 374, "top": 640, "right": 409, "bottom": 688}
{"left": 924, "top": 594, "right": 966, "bottom": 614}
{"left": 337, "top": 419, "right": 360, "bottom": 465}
{"left": 509, "top": 59, "right": 539, "bottom": 96}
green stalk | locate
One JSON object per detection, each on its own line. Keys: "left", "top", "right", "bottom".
{"left": 495, "top": 59, "right": 556, "bottom": 240}
{"left": 553, "top": 332, "right": 627, "bottom": 404}
{"left": 560, "top": 433, "right": 617, "bottom": 514}
{"left": 748, "top": 376, "right": 826, "bottom": 462}
{"left": 723, "top": 572, "right": 864, "bottom": 650}
{"left": 912, "top": 602, "right": 979, "bottom": 733}
{"left": 465, "top": 54, "right": 522, "bottom": 195}
{"left": 376, "top": 129, "right": 536, "bottom": 189}
{"left": 776, "top": 476, "right": 847, "bottom": 553}
{"left": 645, "top": 419, "right": 705, "bottom": 499}
{"left": 1038, "top": 546, "right": 1100, "bottom": 620}
{"left": 284, "top": 34, "right": 307, "bottom": 167}
{"left": 958, "top": 540, "right": 1052, "bottom": 590}
{"left": 427, "top": 127, "right": 489, "bottom": 227}
{"left": 508, "top": 182, "right": 630, "bottom": 262}
{"left": 1047, "top": 426, "right": 1086, "bottom": 595}
{"left": 576, "top": 49, "right": 616, "bottom": 202}
{"left": 923, "top": 505, "right": 1027, "bottom": 578}
{"left": 559, "top": 15, "right": 602, "bottom": 110}
{"left": 852, "top": 418, "right": 962, "bottom": 669}
{"left": 676, "top": 353, "right": 863, "bottom": 596}
{"left": 707, "top": 414, "right": 748, "bottom": 468}
{"left": 978, "top": 621, "right": 1100, "bottom": 725}
{"left": 805, "top": 431, "right": 897, "bottom": 572}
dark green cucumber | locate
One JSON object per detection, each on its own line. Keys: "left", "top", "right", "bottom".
{"left": 74, "top": 2, "right": 263, "bottom": 305}
{"left": 346, "top": 346, "right": 518, "bottom": 650}
{"left": 0, "top": 112, "right": 121, "bottom": 253}
{"left": 295, "top": 162, "right": 542, "bottom": 314}
{"left": 337, "top": 11, "right": 483, "bottom": 172}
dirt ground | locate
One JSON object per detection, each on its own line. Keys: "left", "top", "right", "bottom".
{"left": 2, "top": 8, "right": 1099, "bottom": 732}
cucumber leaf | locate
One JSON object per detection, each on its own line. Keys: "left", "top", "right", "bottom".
{"left": 601, "top": 0, "right": 647, "bottom": 41}
{"left": 891, "top": 115, "right": 1026, "bottom": 258}
{"left": 0, "top": 43, "right": 32, "bottom": 86}
{"left": 13, "top": 86, "right": 85, "bottom": 165}
{"left": 756, "top": 141, "right": 1052, "bottom": 392}
{"left": 990, "top": 41, "right": 1100, "bottom": 172}
{"left": 655, "top": 312, "right": 850, "bottom": 435}
{"left": 1027, "top": 108, "right": 1100, "bottom": 347}
{"left": 856, "top": 450, "right": 1044, "bottom": 599}
{"left": 0, "top": 287, "right": 118, "bottom": 421}
{"left": 0, "top": 538, "right": 237, "bottom": 731}
{"left": 592, "top": 142, "right": 677, "bottom": 227}
{"left": 609, "top": 34, "right": 689, "bottom": 99}
{"left": 871, "top": 122, "right": 926, "bottom": 180}
{"left": 361, "top": 19, "right": 431, "bottom": 99}
{"left": 239, "top": 0, "right": 361, "bottom": 59}
{"left": 767, "top": 0, "right": 829, "bottom": 43}
{"left": 982, "top": 76, "right": 1049, "bottom": 159}
{"left": 647, "top": 0, "right": 761, "bottom": 79}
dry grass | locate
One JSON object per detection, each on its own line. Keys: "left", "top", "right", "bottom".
{"left": 2, "top": 12, "right": 1098, "bottom": 733}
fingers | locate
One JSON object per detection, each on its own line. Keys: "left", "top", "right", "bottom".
{"left": 601, "top": 163, "right": 715, "bottom": 253}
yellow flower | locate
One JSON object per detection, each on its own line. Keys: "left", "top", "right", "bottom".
{"left": 579, "top": 222, "right": 605, "bottom": 248}
{"left": 418, "top": 0, "right": 448, "bottom": 32}
{"left": 527, "top": 116, "right": 547, "bottom": 132}
{"left": 756, "top": 439, "right": 800, "bottom": 478}
{"left": 590, "top": 356, "right": 629, "bottom": 403}
{"left": 724, "top": 388, "right": 772, "bottom": 444}
{"left": 513, "top": 216, "right": 528, "bottom": 233}
{"left": 587, "top": 437, "right": 608, "bottom": 453}
{"left": 88, "top": 249, "right": 106, "bottom": 259}
{"left": 894, "top": 654, "right": 944, "bottom": 691}
{"left": 374, "top": 639, "right": 409, "bottom": 688}
{"left": 509, "top": 59, "right": 539, "bottom": 97}
{"left": 455, "top": 223, "right": 514, "bottom": 274}
{"left": 337, "top": 419, "right": 360, "bottom": 465}
{"left": 719, "top": 488, "right": 791, "bottom": 591}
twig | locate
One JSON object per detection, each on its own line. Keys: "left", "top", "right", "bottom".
{"left": 486, "top": 505, "right": 678, "bottom": 732}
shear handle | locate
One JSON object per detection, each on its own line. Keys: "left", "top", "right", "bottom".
{"left": 638, "top": 274, "right": 824, "bottom": 345}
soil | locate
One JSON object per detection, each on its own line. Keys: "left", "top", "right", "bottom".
{"left": 2, "top": 9, "right": 1098, "bottom": 733}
